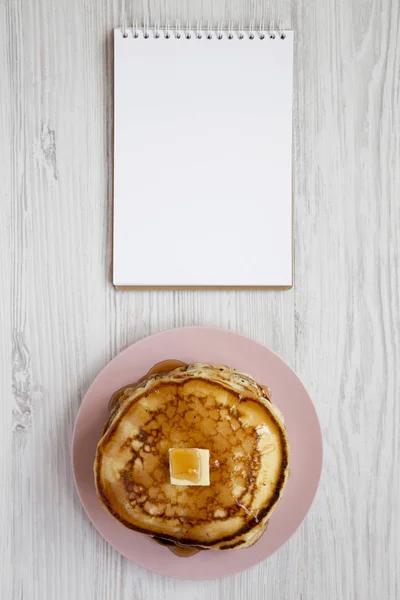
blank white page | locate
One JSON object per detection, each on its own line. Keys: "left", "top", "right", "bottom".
{"left": 113, "top": 29, "right": 294, "bottom": 288}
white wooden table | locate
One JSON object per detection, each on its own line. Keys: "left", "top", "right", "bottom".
{"left": 1, "top": 1, "right": 399, "bottom": 598}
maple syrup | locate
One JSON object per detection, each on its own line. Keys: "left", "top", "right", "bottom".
{"left": 146, "top": 359, "right": 187, "bottom": 376}
{"left": 140, "top": 360, "right": 202, "bottom": 557}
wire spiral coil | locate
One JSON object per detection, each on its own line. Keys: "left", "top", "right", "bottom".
{"left": 120, "top": 22, "right": 287, "bottom": 40}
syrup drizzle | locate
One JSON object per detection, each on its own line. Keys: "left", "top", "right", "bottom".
{"left": 143, "top": 360, "right": 202, "bottom": 558}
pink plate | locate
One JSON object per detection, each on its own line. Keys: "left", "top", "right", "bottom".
{"left": 72, "top": 326, "right": 322, "bottom": 579}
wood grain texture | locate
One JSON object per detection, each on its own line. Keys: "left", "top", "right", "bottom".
{"left": 1, "top": 0, "right": 399, "bottom": 598}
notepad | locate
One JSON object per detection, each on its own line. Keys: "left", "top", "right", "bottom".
{"left": 113, "top": 27, "right": 294, "bottom": 289}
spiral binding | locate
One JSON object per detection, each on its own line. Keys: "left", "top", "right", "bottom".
{"left": 119, "top": 22, "right": 287, "bottom": 40}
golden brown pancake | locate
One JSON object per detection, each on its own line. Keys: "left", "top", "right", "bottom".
{"left": 94, "top": 362, "right": 289, "bottom": 551}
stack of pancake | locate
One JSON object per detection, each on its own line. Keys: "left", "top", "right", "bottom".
{"left": 94, "top": 362, "right": 289, "bottom": 554}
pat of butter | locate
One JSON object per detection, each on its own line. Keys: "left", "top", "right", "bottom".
{"left": 169, "top": 448, "right": 210, "bottom": 486}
